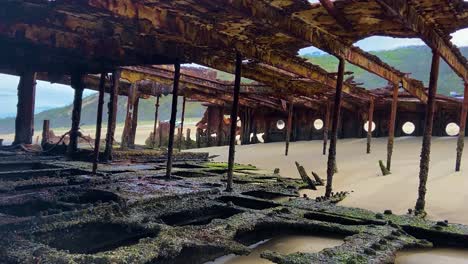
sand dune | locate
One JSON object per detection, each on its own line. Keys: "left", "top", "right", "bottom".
{"left": 191, "top": 137, "right": 468, "bottom": 225}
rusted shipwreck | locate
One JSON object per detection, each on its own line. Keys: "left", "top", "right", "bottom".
{"left": 1, "top": 0, "right": 468, "bottom": 263}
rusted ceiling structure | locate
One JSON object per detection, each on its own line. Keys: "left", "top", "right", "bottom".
{"left": 2, "top": 0, "right": 465, "bottom": 102}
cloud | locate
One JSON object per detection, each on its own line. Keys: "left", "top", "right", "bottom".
{"left": 451, "top": 28, "right": 468, "bottom": 47}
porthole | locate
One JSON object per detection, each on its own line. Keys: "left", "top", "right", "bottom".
{"left": 276, "top": 120, "right": 286, "bottom": 130}
{"left": 363, "top": 121, "right": 376, "bottom": 132}
{"left": 314, "top": 119, "right": 324, "bottom": 130}
{"left": 446, "top": 123, "right": 460, "bottom": 136}
{"left": 402, "top": 122, "right": 416, "bottom": 135}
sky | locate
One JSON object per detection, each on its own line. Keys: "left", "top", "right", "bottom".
{"left": 0, "top": 28, "right": 468, "bottom": 118}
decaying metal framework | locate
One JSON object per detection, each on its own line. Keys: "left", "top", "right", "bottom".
{"left": 1, "top": 0, "right": 468, "bottom": 213}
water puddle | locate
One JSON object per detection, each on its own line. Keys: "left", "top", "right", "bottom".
{"left": 205, "top": 235, "right": 343, "bottom": 264}
{"left": 396, "top": 248, "right": 468, "bottom": 264}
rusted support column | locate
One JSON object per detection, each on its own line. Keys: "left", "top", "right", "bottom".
{"left": 152, "top": 95, "right": 161, "bottom": 148}
{"left": 67, "top": 73, "right": 85, "bottom": 157}
{"left": 13, "top": 71, "right": 37, "bottom": 145}
{"left": 325, "top": 58, "right": 345, "bottom": 198}
{"left": 323, "top": 102, "right": 331, "bottom": 155}
{"left": 366, "top": 97, "right": 375, "bottom": 154}
{"left": 166, "top": 62, "right": 181, "bottom": 179}
{"left": 41, "top": 120, "right": 50, "bottom": 146}
{"left": 387, "top": 83, "right": 399, "bottom": 171}
{"left": 103, "top": 70, "right": 120, "bottom": 162}
{"left": 92, "top": 73, "right": 106, "bottom": 174}
{"left": 217, "top": 106, "right": 224, "bottom": 146}
{"left": 226, "top": 53, "right": 242, "bottom": 192}
{"left": 130, "top": 96, "right": 140, "bottom": 148}
{"left": 455, "top": 83, "right": 468, "bottom": 171}
{"left": 178, "top": 96, "right": 187, "bottom": 151}
{"left": 121, "top": 84, "right": 138, "bottom": 149}
{"left": 206, "top": 108, "right": 212, "bottom": 147}
{"left": 415, "top": 51, "right": 440, "bottom": 214}
{"left": 285, "top": 101, "right": 294, "bottom": 156}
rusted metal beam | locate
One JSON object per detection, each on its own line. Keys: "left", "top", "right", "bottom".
{"left": 67, "top": 73, "right": 84, "bottom": 157}
{"left": 121, "top": 84, "right": 138, "bottom": 149}
{"left": 103, "top": 70, "right": 120, "bottom": 162}
{"left": 376, "top": 0, "right": 468, "bottom": 83}
{"left": 92, "top": 73, "right": 106, "bottom": 174}
{"left": 13, "top": 71, "right": 36, "bottom": 145}
{"left": 387, "top": 83, "right": 399, "bottom": 171}
{"left": 178, "top": 96, "right": 187, "bottom": 151}
{"left": 41, "top": 120, "right": 50, "bottom": 146}
{"left": 130, "top": 96, "right": 140, "bottom": 148}
{"left": 225, "top": 0, "right": 428, "bottom": 103}
{"left": 152, "top": 95, "right": 161, "bottom": 148}
{"left": 325, "top": 58, "right": 345, "bottom": 198}
{"left": 318, "top": 0, "right": 353, "bottom": 31}
{"left": 415, "top": 51, "right": 440, "bottom": 214}
{"left": 166, "top": 62, "right": 181, "bottom": 179}
{"left": 285, "top": 101, "right": 294, "bottom": 156}
{"left": 367, "top": 97, "right": 375, "bottom": 154}
{"left": 217, "top": 106, "right": 224, "bottom": 146}
{"left": 226, "top": 53, "right": 242, "bottom": 192}
{"left": 85, "top": 1, "right": 365, "bottom": 99}
{"left": 456, "top": 83, "right": 468, "bottom": 171}
{"left": 323, "top": 101, "right": 331, "bottom": 155}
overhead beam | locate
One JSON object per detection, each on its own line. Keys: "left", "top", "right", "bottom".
{"left": 376, "top": 0, "right": 468, "bottom": 82}
{"left": 318, "top": 0, "right": 353, "bottom": 31}
{"left": 224, "top": 0, "right": 428, "bottom": 103}
{"left": 86, "top": 0, "right": 368, "bottom": 98}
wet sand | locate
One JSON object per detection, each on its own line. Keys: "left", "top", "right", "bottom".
{"left": 191, "top": 137, "right": 468, "bottom": 225}
{"left": 205, "top": 235, "right": 343, "bottom": 264}
{"left": 0, "top": 122, "right": 198, "bottom": 146}
{"left": 395, "top": 248, "right": 468, "bottom": 264}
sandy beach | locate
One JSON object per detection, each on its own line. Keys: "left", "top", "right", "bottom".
{"left": 0, "top": 121, "right": 198, "bottom": 147}
{"left": 191, "top": 137, "right": 468, "bottom": 225}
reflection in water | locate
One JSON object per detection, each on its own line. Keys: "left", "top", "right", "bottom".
{"left": 396, "top": 248, "right": 468, "bottom": 264}
{"left": 205, "top": 235, "right": 343, "bottom": 264}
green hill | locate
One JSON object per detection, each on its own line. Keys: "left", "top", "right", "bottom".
{"left": 0, "top": 94, "right": 205, "bottom": 133}
{"left": 302, "top": 45, "right": 468, "bottom": 95}
{"left": 0, "top": 45, "right": 466, "bottom": 134}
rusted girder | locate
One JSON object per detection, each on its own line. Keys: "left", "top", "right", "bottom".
{"left": 152, "top": 95, "right": 161, "bottom": 148}
{"left": 103, "top": 70, "right": 120, "bottom": 162}
{"left": 456, "top": 83, "right": 468, "bottom": 171}
{"left": 415, "top": 51, "right": 440, "bottom": 214}
{"left": 67, "top": 73, "right": 84, "bottom": 157}
{"left": 0, "top": 1, "right": 179, "bottom": 73}
{"left": 323, "top": 101, "right": 332, "bottom": 155}
{"left": 0, "top": 2, "right": 370, "bottom": 102}
{"left": 366, "top": 97, "right": 375, "bottom": 154}
{"left": 325, "top": 57, "right": 345, "bottom": 198}
{"left": 224, "top": 0, "right": 428, "bottom": 103}
{"left": 375, "top": 0, "right": 468, "bottom": 83}
{"left": 13, "top": 71, "right": 36, "bottom": 145}
{"left": 285, "top": 101, "right": 294, "bottom": 156}
{"left": 318, "top": 0, "right": 353, "bottom": 31}
{"left": 387, "top": 83, "right": 399, "bottom": 171}
{"left": 92, "top": 73, "right": 106, "bottom": 174}
{"left": 226, "top": 53, "right": 243, "bottom": 192}
{"left": 178, "top": 96, "right": 187, "bottom": 151}
{"left": 85, "top": 0, "right": 368, "bottom": 99}
{"left": 121, "top": 84, "right": 139, "bottom": 149}
{"left": 166, "top": 62, "right": 181, "bottom": 179}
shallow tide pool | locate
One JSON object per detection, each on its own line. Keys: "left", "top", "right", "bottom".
{"left": 396, "top": 248, "right": 468, "bottom": 264}
{"left": 205, "top": 235, "right": 343, "bottom": 264}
